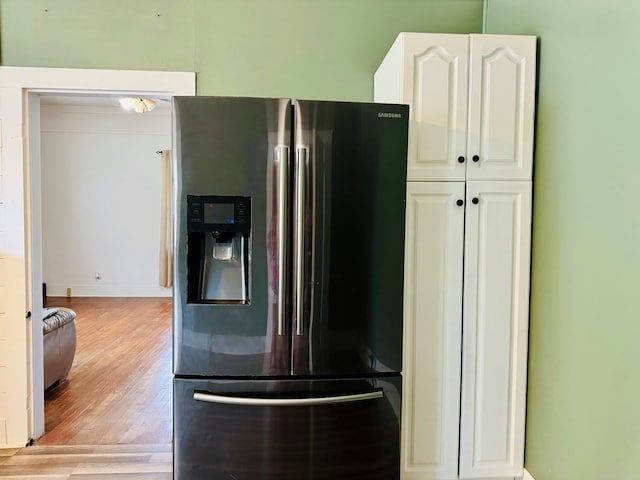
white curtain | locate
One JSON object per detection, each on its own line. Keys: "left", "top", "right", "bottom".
{"left": 159, "top": 149, "right": 173, "bottom": 288}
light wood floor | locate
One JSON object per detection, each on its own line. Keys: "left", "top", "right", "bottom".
{"left": 0, "top": 444, "right": 171, "bottom": 478}
{"left": 38, "top": 297, "right": 173, "bottom": 445}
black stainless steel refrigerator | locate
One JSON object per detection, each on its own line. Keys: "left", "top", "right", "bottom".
{"left": 172, "top": 97, "right": 408, "bottom": 480}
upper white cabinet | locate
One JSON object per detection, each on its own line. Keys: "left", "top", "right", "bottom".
{"left": 375, "top": 34, "right": 469, "bottom": 182}
{"left": 374, "top": 33, "right": 536, "bottom": 182}
{"left": 467, "top": 36, "right": 536, "bottom": 181}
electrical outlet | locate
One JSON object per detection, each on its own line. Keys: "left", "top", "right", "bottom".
{"left": 95, "top": 272, "right": 102, "bottom": 280}
{"left": 66, "top": 288, "right": 71, "bottom": 297}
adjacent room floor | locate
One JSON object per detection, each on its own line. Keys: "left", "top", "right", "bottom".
{"left": 0, "top": 297, "right": 174, "bottom": 477}
{"left": 39, "top": 297, "right": 173, "bottom": 445}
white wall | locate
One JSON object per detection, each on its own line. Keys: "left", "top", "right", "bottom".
{"left": 40, "top": 99, "right": 171, "bottom": 297}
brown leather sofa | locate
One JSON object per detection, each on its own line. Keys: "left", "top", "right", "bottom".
{"left": 43, "top": 307, "right": 77, "bottom": 390}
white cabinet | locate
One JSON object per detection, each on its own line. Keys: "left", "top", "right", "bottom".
{"left": 459, "top": 182, "right": 532, "bottom": 479}
{"left": 376, "top": 32, "right": 535, "bottom": 480}
{"left": 375, "top": 33, "right": 536, "bottom": 182}
{"left": 402, "top": 181, "right": 532, "bottom": 480}
{"left": 403, "top": 182, "right": 465, "bottom": 480}
{"left": 375, "top": 33, "right": 469, "bottom": 181}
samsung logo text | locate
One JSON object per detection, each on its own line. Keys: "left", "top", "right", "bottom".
{"left": 378, "top": 112, "right": 402, "bottom": 119}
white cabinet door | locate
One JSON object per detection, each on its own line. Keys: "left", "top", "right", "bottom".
{"left": 466, "top": 35, "right": 536, "bottom": 181}
{"left": 403, "top": 182, "right": 465, "bottom": 480}
{"left": 402, "top": 34, "right": 469, "bottom": 182}
{"left": 459, "top": 181, "right": 532, "bottom": 479}
{"left": 375, "top": 33, "right": 536, "bottom": 183}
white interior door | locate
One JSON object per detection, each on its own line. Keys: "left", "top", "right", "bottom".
{"left": 0, "top": 67, "right": 195, "bottom": 446}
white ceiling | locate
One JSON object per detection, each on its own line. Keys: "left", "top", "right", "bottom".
{"left": 39, "top": 93, "right": 171, "bottom": 110}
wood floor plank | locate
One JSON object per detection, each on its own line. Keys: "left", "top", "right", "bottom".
{"left": 17, "top": 445, "right": 171, "bottom": 456}
{"left": 0, "top": 476, "right": 69, "bottom": 480}
{"left": 69, "top": 475, "right": 171, "bottom": 479}
{"left": 72, "top": 462, "right": 171, "bottom": 474}
{"left": 6, "top": 453, "right": 156, "bottom": 465}
{"left": 0, "top": 451, "right": 20, "bottom": 458}
{"left": 0, "top": 465, "right": 76, "bottom": 475}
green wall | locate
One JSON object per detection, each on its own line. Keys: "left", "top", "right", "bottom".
{"left": 6, "top": 1, "right": 636, "bottom": 478}
{"left": 0, "top": 0, "right": 483, "bottom": 100}
{"left": 485, "top": 1, "right": 640, "bottom": 479}
{"left": 7, "top": 2, "right": 637, "bottom": 478}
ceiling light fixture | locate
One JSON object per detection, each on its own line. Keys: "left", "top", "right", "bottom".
{"left": 118, "top": 97, "right": 157, "bottom": 113}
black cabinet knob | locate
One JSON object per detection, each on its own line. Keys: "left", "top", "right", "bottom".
{"left": 456, "top": 199, "right": 464, "bottom": 206}
{"left": 472, "top": 155, "right": 480, "bottom": 163}
{"left": 457, "top": 156, "right": 465, "bottom": 164}
{"left": 472, "top": 197, "right": 479, "bottom": 205}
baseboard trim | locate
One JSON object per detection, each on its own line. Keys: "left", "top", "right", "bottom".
{"left": 46, "top": 284, "right": 171, "bottom": 298}
{"left": 523, "top": 468, "right": 536, "bottom": 480}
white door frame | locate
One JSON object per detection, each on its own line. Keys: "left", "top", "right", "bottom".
{"left": 0, "top": 66, "right": 195, "bottom": 446}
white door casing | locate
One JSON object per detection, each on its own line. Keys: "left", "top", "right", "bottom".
{"left": 0, "top": 67, "right": 195, "bottom": 446}
{"left": 0, "top": 85, "right": 29, "bottom": 448}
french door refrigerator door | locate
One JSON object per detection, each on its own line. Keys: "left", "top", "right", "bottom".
{"left": 173, "top": 97, "right": 292, "bottom": 377}
{"left": 291, "top": 100, "right": 409, "bottom": 376}
{"left": 174, "top": 376, "right": 401, "bottom": 480}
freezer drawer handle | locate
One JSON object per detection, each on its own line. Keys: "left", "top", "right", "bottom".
{"left": 294, "top": 146, "right": 307, "bottom": 336}
{"left": 193, "top": 389, "right": 383, "bottom": 407}
{"left": 276, "top": 145, "right": 289, "bottom": 336}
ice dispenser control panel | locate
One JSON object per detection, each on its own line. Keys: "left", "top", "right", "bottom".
{"left": 185, "top": 195, "right": 252, "bottom": 304}
{"left": 187, "top": 195, "right": 251, "bottom": 233}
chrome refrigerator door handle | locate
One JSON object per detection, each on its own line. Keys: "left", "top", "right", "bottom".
{"left": 193, "top": 390, "right": 383, "bottom": 407}
{"left": 276, "top": 145, "right": 289, "bottom": 336}
{"left": 294, "top": 146, "right": 307, "bottom": 336}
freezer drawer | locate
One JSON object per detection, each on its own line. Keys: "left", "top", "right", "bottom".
{"left": 174, "top": 376, "right": 401, "bottom": 480}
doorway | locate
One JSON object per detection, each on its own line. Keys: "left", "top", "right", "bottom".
{"left": 35, "top": 93, "right": 173, "bottom": 444}
{"left": 0, "top": 67, "right": 195, "bottom": 446}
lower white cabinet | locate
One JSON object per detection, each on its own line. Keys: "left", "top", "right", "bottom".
{"left": 403, "top": 182, "right": 465, "bottom": 480}
{"left": 403, "top": 181, "right": 532, "bottom": 480}
{"left": 459, "top": 181, "right": 532, "bottom": 479}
